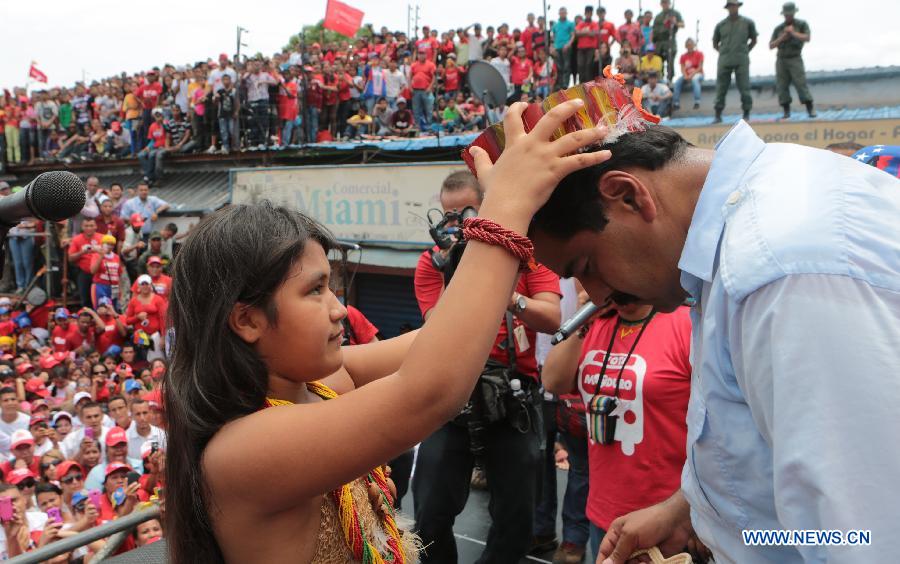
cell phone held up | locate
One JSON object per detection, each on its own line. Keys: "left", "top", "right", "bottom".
{"left": 84, "top": 427, "right": 94, "bottom": 440}
{"left": 0, "top": 496, "right": 13, "bottom": 522}
{"left": 46, "top": 507, "right": 62, "bottom": 524}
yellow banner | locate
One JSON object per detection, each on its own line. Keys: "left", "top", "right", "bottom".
{"left": 674, "top": 119, "right": 900, "bottom": 149}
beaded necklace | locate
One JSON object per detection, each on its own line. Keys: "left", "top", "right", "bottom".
{"left": 263, "top": 382, "right": 405, "bottom": 564}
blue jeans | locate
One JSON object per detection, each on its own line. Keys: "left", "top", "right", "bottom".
{"left": 590, "top": 524, "right": 606, "bottom": 561}
{"left": 673, "top": 73, "right": 704, "bottom": 107}
{"left": 8, "top": 237, "right": 34, "bottom": 290}
{"left": 127, "top": 118, "right": 142, "bottom": 155}
{"left": 218, "top": 117, "right": 236, "bottom": 151}
{"left": 411, "top": 89, "right": 432, "bottom": 130}
{"left": 138, "top": 149, "right": 166, "bottom": 180}
{"left": 281, "top": 119, "right": 295, "bottom": 146}
{"left": 306, "top": 107, "right": 319, "bottom": 143}
{"left": 344, "top": 123, "right": 370, "bottom": 139}
{"left": 560, "top": 430, "right": 590, "bottom": 546}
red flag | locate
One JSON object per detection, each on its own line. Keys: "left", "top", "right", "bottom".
{"left": 323, "top": 0, "right": 364, "bottom": 37}
{"left": 28, "top": 62, "right": 48, "bottom": 83}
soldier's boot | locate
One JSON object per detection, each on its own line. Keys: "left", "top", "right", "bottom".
{"left": 805, "top": 102, "right": 817, "bottom": 118}
{"left": 782, "top": 104, "right": 791, "bottom": 119}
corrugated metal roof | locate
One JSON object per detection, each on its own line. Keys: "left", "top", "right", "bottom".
{"left": 86, "top": 169, "right": 230, "bottom": 214}
{"left": 665, "top": 105, "right": 900, "bottom": 128}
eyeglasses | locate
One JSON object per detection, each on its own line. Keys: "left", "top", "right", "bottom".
{"left": 40, "top": 460, "right": 60, "bottom": 470}
{"left": 60, "top": 473, "right": 83, "bottom": 484}
{"left": 16, "top": 479, "right": 36, "bottom": 489}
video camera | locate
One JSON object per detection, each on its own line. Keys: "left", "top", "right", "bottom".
{"left": 426, "top": 206, "right": 477, "bottom": 285}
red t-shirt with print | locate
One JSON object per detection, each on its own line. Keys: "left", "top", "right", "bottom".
{"left": 134, "top": 82, "right": 163, "bottom": 110}
{"left": 414, "top": 249, "right": 561, "bottom": 379}
{"left": 576, "top": 21, "right": 600, "bottom": 49}
{"left": 442, "top": 66, "right": 460, "bottom": 91}
{"left": 410, "top": 61, "right": 437, "bottom": 90}
{"left": 679, "top": 51, "right": 704, "bottom": 75}
{"left": 146, "top": 122, "right": 166, "bottom": 148}
{"left": 574, "top": 307, "right": 692, "bottom": 530}
{"left": 69, "top": 232, "right": 103, "bottom": 273}
{"left": 97, "top": 314, "right": 126, "bottom": 354}
{"left": 346, "top": 305, "right": 379, "bottom": 345}
{"left": 599, "top": 21, "right": 619, "bottom": 45}
{"left": 510, "top": 57, "right": 534, "bottom": 85}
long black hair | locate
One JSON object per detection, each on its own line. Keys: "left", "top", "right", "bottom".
{"left": 163, "top": 202, "right": 335, "bottom": 563}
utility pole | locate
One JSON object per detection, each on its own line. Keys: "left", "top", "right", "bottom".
{"left": 696, "top": 18, "right": 700, "bottom": 43}
{"left": 236, "top": 26, "right": 249, "bottom": 62}
{"left": 543, "top": 0, "right": 549, "bottom": 53}
{"left": 407, "top": 4, "right": 412, "bottom": 38}
{"left": 414, "top": 5, "right": 420, "bottom": 39}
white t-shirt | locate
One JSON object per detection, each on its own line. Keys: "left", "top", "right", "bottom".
{"left": 208, "top": 67, "right": 238, "bottom": 95}
{"left": 172, "top": 78, "right": 191, "bottom": 113}
{"left": 0, "top": 511, "right": 46, "bottom": 558}
{"left": 467, "top": 33, "right": 485, "bottom": 60}
{"left": 126, "top": 421, "right": 167, "bottom": 461}
{"left": 0, "top": 413, "right": 30, "bottom": 439}
{"left": 641, "top": 82, "right": 672, "bottom": 101}
{"left": 490, "top": 57, "right": 512, "bottom": 88}
{"left": 385, "top": 70, "right": 407, "bottom": 98}
{"left": 61, "top": 426, "right": 109, "bottom": 461}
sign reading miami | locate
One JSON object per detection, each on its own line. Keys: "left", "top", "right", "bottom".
{"left": 296, "top": 182, "right": 401, "bottom": 227}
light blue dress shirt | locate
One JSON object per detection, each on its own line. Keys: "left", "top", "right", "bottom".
{"left": 678, "top": 121, "right": 900, "bottom": 563}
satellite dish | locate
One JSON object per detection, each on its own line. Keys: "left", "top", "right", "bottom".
{"left": 467, "top": 61, "right": 508, "bottom": 111}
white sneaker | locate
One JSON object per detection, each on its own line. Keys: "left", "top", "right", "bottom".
{"left": 205, "top": 146, "right": 217, "bottom": 154}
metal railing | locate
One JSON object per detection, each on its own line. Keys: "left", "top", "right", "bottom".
{"left": 6, "top": 505, "right": 160, "bottom": 564}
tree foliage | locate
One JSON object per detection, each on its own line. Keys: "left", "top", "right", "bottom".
{"left": 284, "top": 20, "right": 374, "bottom": 51}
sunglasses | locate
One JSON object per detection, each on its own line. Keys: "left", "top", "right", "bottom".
{"left": 60, "top": 473, "right": 83, "bottom": 484}
{"left": 93, "top": 369, "right": 107, "bottom": 375}
{"left": 16, "top": 479, "right": 36, "bottom": 489}
{"left": 40, "top": 460, "right": 60, "bottom": 470}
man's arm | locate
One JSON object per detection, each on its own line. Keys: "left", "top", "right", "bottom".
{"left": 747, "top": 20, "right": 758, "bottom": 51}
{"left": 737, "top": 275, "right": 900, "bottom": 559}
{"left": 510, "top": 291, "right": 560, "bottom": 333}
{"left": 712, "top": 24, "right": 721, "bottom": 51}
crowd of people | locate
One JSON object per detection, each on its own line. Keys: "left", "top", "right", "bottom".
{"left": 0, "top": 176, "right": 173, "bottom": 559}
{"left": 0, "top": 1, "right": 816, "bottom": 171}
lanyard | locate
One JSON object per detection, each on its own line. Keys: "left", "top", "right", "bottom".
{"left": 588, "top": 310, "right": 656, "bottom": 403}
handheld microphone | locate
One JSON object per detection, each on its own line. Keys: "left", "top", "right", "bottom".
{"left": 551, "top": 302, "right": 600, "bottom": 345}
{"left": 0, "top": 171, "right": 86, "bottom": 227}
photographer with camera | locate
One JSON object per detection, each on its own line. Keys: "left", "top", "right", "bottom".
{"left": 413, "top": 170, "right": 562, "bottom": 563}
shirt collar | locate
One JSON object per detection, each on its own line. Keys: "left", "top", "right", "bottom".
{"left": 678, "top": 121, "right": 765, "bottom": 298}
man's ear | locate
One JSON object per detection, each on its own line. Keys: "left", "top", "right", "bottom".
{"left": 597, "top": 171, "right": 657, "bottom": 223}
{"left": 228, "top": 303, "right": 266, "bottom": 344}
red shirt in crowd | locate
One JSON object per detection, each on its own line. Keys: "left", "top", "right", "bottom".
{"left": 146, "top": 122, "right": 166, "bottom": 148}
{"left": 29, "top": 300, "right": 56, "bottom": 330}
{"left": 575, "top": 307, "right": 692, "bottom": 530}
{"left": 134, "top": 82, "right": 163, "bottom": 110}
{"left": 415, "top": 37, "right": 439, "bottom": 60}
{"left": 277, "top": 80, "right": 299, "bottom": 121}
{"left": 337, "top": 73, "right": 353, "bottom": 102}
{"left": 68, "top": 232, "right": 103, "bottom": 273}
{"left": 125, "top": 294, "right": 167, "bottom": 336}
{"left": 414, "top": 249, "right": 560, "bottom": 379}
{"left": 91, "top": 253, "right": 122, "bottom": 286}
{"left": 68, "top": 326, "right": 98, "bottom": 352}
{"left": 130, "top": 273, "right": 172, "bottom": 301}
{"left": 510, "top": 57, "right": 534, "bottom": 85}
{"left": 576, "top": 21, "right": 600, "bottom": 49}
{"left": 521, "top": 26, "right": 539, "bottom": 58}
{"left": 618, "top": 22, "right": 644, "bottom": 51}
{"left": 599, "top": 20, "right": 619, "bottom": 45}
{"left": 95, "top": 214, "right": 126, "bottom": 243}
{"left": 51, "top": 322, "right": 81, "bottom": 353}
{"left": 0, "top": 320, "right": 14, "bottom": 336}
{"left": 307, "top": 74, "right": 324, "bottom": 110}
{"left": 442, "top": 66, "right": 460, "bottom": 91}
{"left": 323, "top": 75, "right": 338, "bottom": 106}
{"left": 410, "top": 61, "right": 437, "bottom": 90}
{"left": 345, "top": 305, "right": 379, "bottom": 345}
{"left": 0, "top": 458, "right": 39, "bottom": 477}
{"left": 97, "top": 313, "right": 127, "bottom": 354}
{"left": 680, "top": 51, "right": 705, "bottom": 76}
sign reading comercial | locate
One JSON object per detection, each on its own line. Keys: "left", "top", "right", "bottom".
{"left": 230, "top": 162, "right": 465, "bottom": 245}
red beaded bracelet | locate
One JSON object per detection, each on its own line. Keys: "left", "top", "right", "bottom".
{"left": 462, "top": 217, "right": 537, "bottom": 271}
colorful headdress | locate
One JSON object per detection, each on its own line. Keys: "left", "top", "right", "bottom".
{"left": 462, "top": 67, "right": 660, "bottom": 175}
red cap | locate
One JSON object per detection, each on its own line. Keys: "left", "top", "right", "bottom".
{"left": 219, "top": 52, "right": 229, "bottom": 61}
{"left": 25, "top": 378, "right": 50, "bottom": 399}
{"left": 16, "top": 363, "right": 34, "bottom": 376}
{"left": 117, "top": 363, "right": 133, "bottom": 375}
{"left": 147, "top": 256, "right": 163, "bottom": 265}
{"left": 7, "top": 468, "right": 35, "bottom": 485}
{"left": 29, "top": 414, "right": 48, "bottom": 426}
{"left": 57, "top": 460, "right": 83, "bottom": 479}
{"left": 104, "top": 462, "right": 134, "bottom": 478}
{"left": 30, "top": 399, "right": 49, "bottom": 411}
{"left": 130, "top": 213, "right": 145, "bottom": 228}
{"left": 38, "top": 355, "right": 60, "bottom": 370}
{"left": 143, "top": 389, "right": 163, "bottom": 410}
{"left": 105, "top": 426, "right": 128, "bottom": 447}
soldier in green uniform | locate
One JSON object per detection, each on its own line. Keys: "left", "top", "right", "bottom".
{"left": 712, "top": 0, "right": 757, "bottom": 123}
{"left": 651, "top": 0, "right": 684, "bottom": 83}
{"left": 770, "top": 2, "right": 816, "bottom": 118}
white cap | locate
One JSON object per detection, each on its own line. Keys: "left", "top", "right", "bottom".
{"left": 73, "top": 391, "right": 92, "bottom": 405}
{"left": 136, "top": 274, "right": 153, "bottom": 286}
{"left": 10, "top": 429, "right": 34, "bottom": 450}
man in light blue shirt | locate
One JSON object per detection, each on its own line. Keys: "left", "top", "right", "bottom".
{"left": 552, "top": 7, "right": 576, "bottom": 89}
{"left": 120, "top": 181, "right": 170, "bottom": 238}
{"left": 529, "top": 122, "right": 900, "bottom": 563}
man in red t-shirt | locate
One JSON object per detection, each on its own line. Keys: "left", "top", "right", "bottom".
{"left": 67, "top": 309, "right": 103, "bottom": 354}
{"left": 94, "top": 198, "right": 126, "bottom": 253}
{"left": 412, "top": 170, "right": 561, "bottom": 562}
{"left": 415, "top": 26, "right": 439, "bottom": 63}
{"left": 95, "top": 297, "right": 127, "bottom": 356}
{"left": 597, "top": 6, "right": 619, "bottom": 47}
{"left": 134, "top": 70, "right": 163, "bottom": 150}
{"left": 521, "top": 13, "right": 539, "bottom": 59}
{"left": 50, "top": 308, "right": 80, "bottom": 352}
{"left": 673, "top": 38, "right": 705, "bottom": 111}
{"left": 409, "top": 51, "right": 437, "bottom": 130}
{"left": 68, "top": 217, "right": 103, "bottom": 307}
{"left": 575, "top": 6, "right": 600, "bottom": 83}
{"left": 510, "top": 45, "right": 534, "bottom": 100}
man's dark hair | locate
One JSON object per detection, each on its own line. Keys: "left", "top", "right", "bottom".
{"left": 0, "top": 483, "right": 15, "bottom": 495}
{"left": 165, "top": 222, "right": 178, "bottom": 234}
{"left": 35, "top": 482, "right": 62, "bottom": 496}
{"left": 532, "top": 126, "right": 691, "bottom": 240}
{"left": 441, "top": 171, "right": 484, "bottom": 201}
{"left": 109, "top": 395, "right": 127, "bottom": 406}
{"left": 110, "top": 182, "right": 122, "bottom": 189}
{"left": 130, "top": 398, "right": 148, "bottom": 409}
{"left": 81, "top": 401, "right": 102, "bottom": 413}
{"left": 0, "top": 387, "right": 15, "bottom": 397}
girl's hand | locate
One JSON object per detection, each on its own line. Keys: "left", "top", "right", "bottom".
{"left": 468, "top": 99, "right": 611, "bottom": 223}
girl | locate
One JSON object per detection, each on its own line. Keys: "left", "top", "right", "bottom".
{"left": 90, "top": 234, "right": 122, "bottom": 310}
{"left": 163, "top": 99, "right": 609, "bottom": 562}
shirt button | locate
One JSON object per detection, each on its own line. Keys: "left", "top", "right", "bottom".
{"left": 726, "top": 191, "right": 741, "bottom": 205}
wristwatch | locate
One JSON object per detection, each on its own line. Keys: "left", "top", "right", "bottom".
{"left": 514, "top": 294, "right": 528, "bottom": 314}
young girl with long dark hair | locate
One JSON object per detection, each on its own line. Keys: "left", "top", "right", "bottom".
{"left": 163, "top": 98, "right": 609, "bottom": 563}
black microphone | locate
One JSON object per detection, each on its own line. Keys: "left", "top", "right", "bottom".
{"left": 0, "top": 171, "right": 86, "bottom": 227}
{"left": 551, "top": 302, "right": 601, "bottom": 345}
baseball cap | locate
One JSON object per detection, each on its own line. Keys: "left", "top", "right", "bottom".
{"left": 105, "top": 426, "right": 127, "bottom": 447}
{"left": 52, "top": 411, "right": 72, "bottom": 427}
{"left": 10, "top": 429, "right": 34, "bottom": 450}
{"left": 25, "top": 287, "right": 47, "bottom": 307}
{"left": 0, "top": 336, "right": 14, "bottom": 347}
{"left": 16, "top": 362, "right": 35, "bottom": 376}
{"left": 97, "top": 296, "right": 113, "bottom": 308}
{"left": 396, "top": 97, "right": 407, "bottom": 105}
{"left": 73, "top": 391, "right": 92, "bottom": 405}
{"left": 29, "top": 414, "right": 48, "bottom": 426}
{"left": 149, "top": 231, "right": 162, "bottom": 240}
{"left": 147, "top": 256, "right": 163, "bottom": 266}
{"left": 54, "top": 307, "right": 72, "bottom": 320}
{"left": 25, "top": 377, "right": 49, "bottom": 398}
{"left": 104, "top": 462, "right": 134, "bottom": 478}
{"left": 646, "top": 43, "right": 656, "bottom": 52}
{"left": 117, "top": 363, "right": 134, "bottom": 376}
{"left": 39, "top": 354, "right": 60, "bottom": 370}
{"left": 219, "top": 52, "right": 229, "bottom": 61}
{"left": 0, "top": 297, "right": 10, "bottom": 308}
{"left": 124, "top": 379, "right": 143, "bottom": 393}
{"left": 136, "top": 275, "right": 153, "bottom": 286}
{"left": 7, "top": 468, "right": 35, "bottom": 485}
{"left": 101, "top": 234, "right": 116, "bottom": 245}
{"left": 71, "top": 491, "right": 89, "bottom": 506}
{"left": 143, "top": 389, "right": 162, "bottom": 410}
{"left": 0, "top": 308, "right": 8, "bottom": 316}
{"left": 30, "top": 399, "right": 49, "bottom": 411}
{"left": 0, "top": 181, "right": 10, "bottom": 191}
{"left": 15, "top": 316, "right": 31, "bottom": 329}
{"left": 57, "top": 460, "right": 83, "bottom": 479}
{"left": 104, "top": 344, "right": 122, "bottom": 358}
{"left": 129, "top": 213, "right": 145, "bottom": 228}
